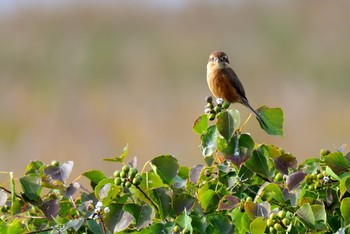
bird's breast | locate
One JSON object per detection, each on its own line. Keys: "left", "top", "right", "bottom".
{"left": 206, "top": 65, "right": 240, "bottom": 103}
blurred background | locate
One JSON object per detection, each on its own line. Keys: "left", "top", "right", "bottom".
{"left": 1, "top": 1, "right": 350, "bottom": 180}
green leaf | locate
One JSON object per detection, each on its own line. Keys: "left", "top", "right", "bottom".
{"left": 149, "top": 187, "right": 171, "bottom": 220}
{"left": 19, "top": 173, "right": 42, "bottom": 202}
{"left": 217, "top": 195, "right": 240, "bottom": 211}
{"left": 150, "top": 155, "right": 179, "bottom": 185}
{"left": 245, "top": 148, "right": 271, "bottom": 178}
{"left": 103, "top": 144, "right": 129, "bottom": 162}
{"left": 296, "top": 203, "right": 315, "bottom": 229}
{"left": 94, "top": 178, "right": 120, "bottom": 205}
{"left": 176, "top": 210, "right": 193, "bottom": 233}
{"left": 216, "top": 109, "right": 240, "bottom": 141}
{"left": 340, "top": 176, "right": 350, "bottom": 198}
{"left": 250, "top": 217, "right": 267, "bottom": 234}
{"left": 244, "top": 201, "right": 270, "bottom": 220}
{"left": 207, "top": 213, "right": 233, "bottom": 233}
{"left": 341, "top": 197, "right": 350, "bottom": 224}
{"left": 256, "top": 106, "right": 284, "bottom": 136}
{"left": 25, "top": 160, "right": 44, "bottom": 175}
{"left": 311, "top": 204, "right": 327, "bottom": 229}
{"left": 201, "top": 125, "right": 218, "bottom": 157}
{"left": 324, "top": 152, "right": 349, "bottom": 175}
{"left": 7, "top": 219, "right": 23, "bottom": 234}
{"left": 193, "top": 114, "right": 208, "bottom": 135}
{"left": 103, "top": 204, "right": 133, "bottom": 233}
{"left": 199, "top": 189, "right": 219, "bottom": 213}
{"left": 123, "top": 204, "right": 153, "bottom": 230}
{"left": 9, "top": 171, "right": 15, "bottom": 203}
{"left": 173, "top": 194, "right": 196, "bottom": 215}
{"left": 262, "top": 183, "right": 284, "bottom": 203}
{"left": 82, "top": 170, "right": 107, "bottom": 189}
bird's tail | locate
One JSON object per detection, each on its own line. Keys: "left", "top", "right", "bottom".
{"left": 244, "top": 102, "right": 268, "bottom": 130}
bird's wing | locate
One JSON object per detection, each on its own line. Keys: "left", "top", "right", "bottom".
{"left": 223, "top": 67, "right": 248, "bottom": 102}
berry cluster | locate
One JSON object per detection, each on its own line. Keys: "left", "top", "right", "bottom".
{"left": 266, "top": 210, "right": 292, "bottom": 233}
{"left": 87, "top": 201, "right": 110, "bottom": 220}
{"left": 204, "top": 96, "right": 230, "bottom": 121}
{"left": 304, "top": 171, "right": 329, "bottom": 191}
{"left": 113, "top": 165, "right": 142, "bottom": 188}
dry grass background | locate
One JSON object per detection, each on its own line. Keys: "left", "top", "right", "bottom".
{"left": 1, "top": 1, "right": 350, "bottom": 180}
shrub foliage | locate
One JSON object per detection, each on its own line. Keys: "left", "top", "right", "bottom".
{"left": 0, "top": 98, "right": 350, "bottom": 233}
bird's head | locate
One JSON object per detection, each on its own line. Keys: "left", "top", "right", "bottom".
{"left": 208, "top": 51, "right": 230, "bottom": 69}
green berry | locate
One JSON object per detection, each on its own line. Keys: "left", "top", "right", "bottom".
{"left": 208, "top": 113, "right": 216, "bottom": 121}
{"left": 317, "top": 173, "right": 324, "bottom": 179}
{"left": 128, "top": 168, "right": 138, "bottom": 180}
{"left": 205, "top": 96, "right": 213, "bottom": 103}
{"left": 267, "top": 218, "right": 274, "bottom": 227}
{"left": 320, "top": 149, "right": 330, "bottom": 156}
{"left": 282, "top": 218, "right": 290, "bottom": 226}
{"left": 173, "top": 225, "right": 180, "bottom": 233}
{"left": 269, "top": 213, "right": 277, "bottom": 220}
{"left": 311, "top": 173, "right": 317, "bottom": 180}
{"left": 275, "top": 172, "right": 283, "bottom": 182}
{"left": 51, "top": 160, "right": 59, "bottom": 166}
{"left": 120, "top": 171, "right": 127, "bottom": 178}
{"left": 114, "top": 177, "right": 122, "bottom": 185}
{"left": 182, "top": 228, "right": 190, "bottom": 234}
{"left": 206, "top": 103, "right": 214, "bottom": 109}
{"left": 132, "top": 178, "right": 141, "bottom": 186}
{"left": 214, "top": 106, "right": 222, "bottom": 113}
{"left": 222, "top": 101, "right": 230, "bottom": 109}
{"left": 122, "top": 165, "right": 130, "bottom": 173}
{"left": 274, "top": 223, "right": 283, "bottom": 231}
{"left": 113, "top": 170, "right": 120, "bottom": 178}
{"left": 269, "top": 227, "right": 275, "bottom": 233}
{"left": 246, "top": 197, "right": 253, "bottom": 202}
{"left": 125, "top": 181, "right": 132, "bottom": 188}
{"left": 308, "top": 184, "right": 315, "bottom": 190}
{"left": 135, "top": 174, "right": 143, "bottom": 182}
{"left": 277, "top": 210, "right": 286, "bottom": 219}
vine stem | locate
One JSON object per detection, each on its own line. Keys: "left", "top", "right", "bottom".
{"left": 134, "top": 184, "right": 159, "bottom": 212}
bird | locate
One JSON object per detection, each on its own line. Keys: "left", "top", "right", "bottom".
{"left": 206, "top": 51, "right": 267, "bottom": 128}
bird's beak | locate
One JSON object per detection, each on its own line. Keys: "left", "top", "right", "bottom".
{"left": 213, "top": 57, "right": 220, "bottom": 63}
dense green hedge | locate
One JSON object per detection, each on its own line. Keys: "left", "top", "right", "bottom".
{"left": 0, "top": 98, "right": 350, "bottom": 233}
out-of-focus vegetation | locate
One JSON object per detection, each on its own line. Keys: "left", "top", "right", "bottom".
{"left": 0, "top": 1, "right": 350, "bottom": 177}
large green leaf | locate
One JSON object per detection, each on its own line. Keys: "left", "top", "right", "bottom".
{"left": 19, "top": 173, "right": 42, "bottom": 203}
{"left": 245, "top": 148, "right": 271, "bottom": 178}
{"left": 250, "top": 217, "right": 267, "bottom": 234}
{"left": 324, "top": 152, "right": 349, "bottom": 175}
{"left": 150, "top": 155, "right": 179, "bottom": 185}
{"left": 256, "top": 106, "right": 284, "bottom": 136}
{"left": 340, "top": 197, "right": 350, "bottom": 224}
{"left": 216, "top": 109, "right": 240, "bottom": 141}
{"left": 261, "top": 183, "right": 284, "bottom": 203}
{"left": 123, "top": 204, "right": 153, "bottom": 230}
{"left": 193, "top": 114, "right": 208, "bottom": 135}
{"left": 149, "top": 187, "right": 171, "bottom": 220}
{"left": 173, "top": 194, "right": 196, "bottom": 215}
{"left": 296, "top": 203, "right": 315, "bottom": 229}
{"left": 201, "top": 125, "right": 218, "bottom": 157}
{"left": 82, "top": 170, "right": 107, "bottom": 189}
{"left": 175, "top": 210, "right": 193, "bottom": 233}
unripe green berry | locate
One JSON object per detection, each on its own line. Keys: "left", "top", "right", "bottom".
{"left": 269, "top": 227, "right": 275, "bottom": 233}
{"left": 267, "top": 218, "right": 274, "bottom": 227}
{"left": 122, "top": 165, "right": 130, "bottom": 173}
{"left": 308, "top": 184, "right": 315, "bottom": 190}
{"left": 120, "top": 171, "right": 127, "bottom": 178}
{"left": 208, "top": 113, "right": 216, "bottom": 121}
{"left": 222, "top": 101, "right": 230, "bottom": 109}
{"left": 206, "top": 103, "right": 214, "bottom": 109}
{"left": 113, "top": 170, "right": 120, "bottom": 178}
{"left": 311, "top": 173, "right": 317, "bottom": 180}
{"left": 132, "top": 178, "right": 141, "bottom": 186}
{"left": 182, "top": 228, "right": 190, "bottom": 234}
{"left": 173, "top": 225, "right": 180, "bottom": 233}
{"left": 275, "top": 172, "right": 283, "bottom": 182}
{"left": 128, "top": 168, "right": 138, "bottom": 180}
{"left": 320, "top": 149, "right": 330, "bottom": 156}
{"left": 277, "top": 210, "right": 286, "bottom": 219}
{"left": 269, "top": 213, "right": 277, "bottom": 220}
{"left": 114, "top": 177, "right": 122, "bottom": 186}
{"left": 282, "top": 218, "right": 290, "bottom": 226}
{"left": 135, "top": 174, "right": 143, "bottom": 182}
{"left": 51, "top": 160, "right": 59, "bottom": 166}
{"left": 246, "top": 197, "right": 253, "bottom": 202}
{"left": 125, "top": 181, "right": 132, "bottom": 188}
{"left": 317, "top": 173, "right": 324, "bottom": 179}
{"left": 214, "top": 106, "right": 222, "bottom": 113}
{"left": 274, "top": 223, "right": 283, "bottom": 231}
